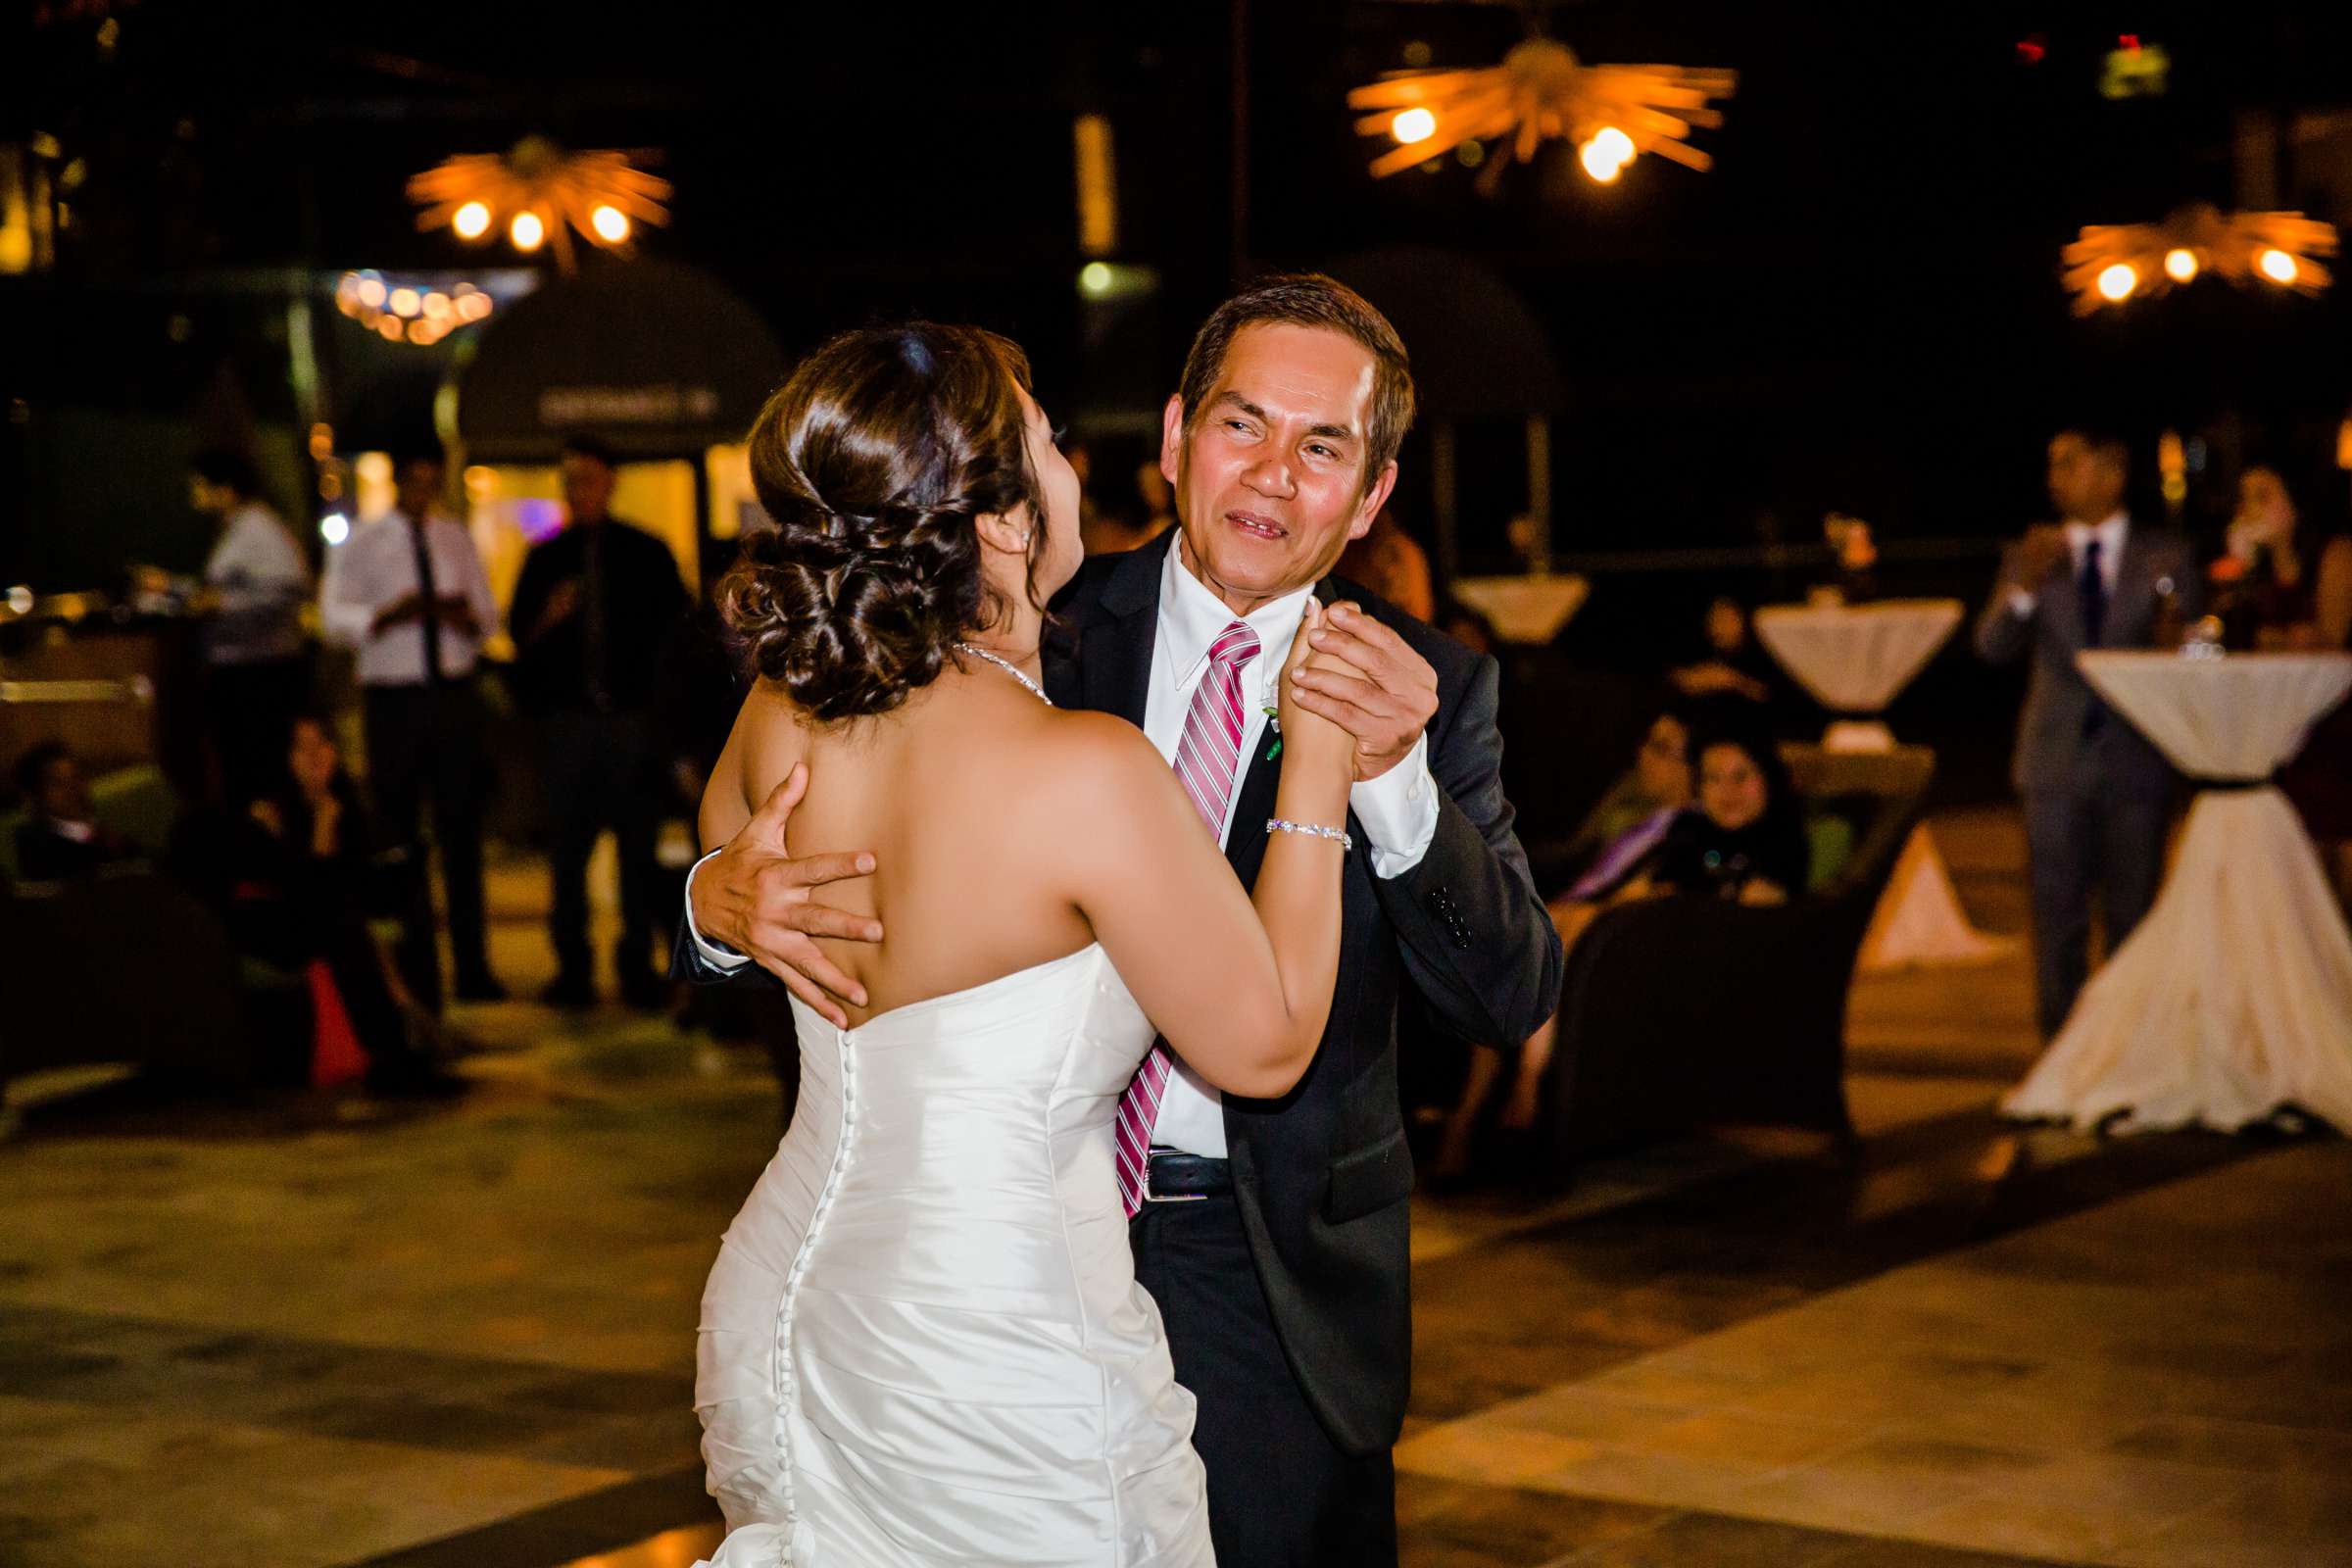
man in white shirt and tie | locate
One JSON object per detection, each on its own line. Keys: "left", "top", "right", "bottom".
{"left": 1976, "top": 426, "right": 2201, "bottom": 1039}
{"left": 320, "top": 445, "right": 504, "bottom": 1004}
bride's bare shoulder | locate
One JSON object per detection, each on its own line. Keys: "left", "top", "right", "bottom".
{"left": 717, "top": 679, "right": 815, "bottom": 796}
{"left": 1023, "top": 709, "right": 1184, "bottom": 823}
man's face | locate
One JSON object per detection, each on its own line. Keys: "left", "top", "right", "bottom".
{"left": 188, "top": 476, "right": 228, "bottom": 518}
{"left": 561, "top": 454, "right": 616, "bottom": 522}
{"left": 396, "top": 460, "right": 445, "bottom": 520}
{"left": 2047, "top": 434, "right": 2125, "bottom": 524}
{"left": 1161, "top": 322, "right": 1397, "bottom": 614}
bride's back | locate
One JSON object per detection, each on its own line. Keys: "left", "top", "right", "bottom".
{"left": 698, "top": 319, "right": 1105, "bottom": 1027}
{"left": 717, "top": 663, "right": 1103, "bottom": 1026}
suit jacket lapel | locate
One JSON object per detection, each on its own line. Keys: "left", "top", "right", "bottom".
{"left": 2107, "top": 524, "right": 2158, "bottom": 646}
{"left": 1055, "top": 534, "right": 1171, "bottom": 723}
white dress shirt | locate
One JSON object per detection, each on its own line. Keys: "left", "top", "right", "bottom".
{"left": 688, "top": 543, "right": 1446, "bottom": 1158}
{"left": 2007, "top": 511, "right": 2129, "bottom": 618}
{"left": 203, "top": 503, "right": 310, "bottom": 664}
{"left": 319, "top": 509, "right": 498, "bottom": 685}
{"left": 1139, "top": 540, "right": 1440, "bottom": 1156}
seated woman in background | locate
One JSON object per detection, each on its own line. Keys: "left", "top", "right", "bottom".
{"left": 1552, "top": 706, "right": 1696, "bottom": 899}
{"left": 1643, "top": 725, "right": 1811, "bottom": 906}
{"left": 1432, "top": 717, "right": 1809, "bottom": 1183}
{"left": 184, "top": 713, "right": 456, "bottom": 1096}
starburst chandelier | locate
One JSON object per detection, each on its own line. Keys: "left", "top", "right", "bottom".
{"left": 408, "top": 136, "right": 670, "bottom": 273}
{"left": 2063, "top": 203, "right": 2336, "bottom": 314}
{"left": 1348, "top": 37, "right": 1735, "bottom": 190}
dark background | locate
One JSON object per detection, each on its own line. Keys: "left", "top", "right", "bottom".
{"left": 7, "top": 1, "right": 2352, "bottom": 798}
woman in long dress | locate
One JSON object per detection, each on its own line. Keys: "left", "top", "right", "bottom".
{"left": 691, "top": 323, "right": 1356, "bottom": 1566}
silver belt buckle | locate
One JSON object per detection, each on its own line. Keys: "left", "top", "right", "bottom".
{"left": 1142, "top": 1150, "right": 1206, "bottom": 1203}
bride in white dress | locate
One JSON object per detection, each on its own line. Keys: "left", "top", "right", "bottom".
{"left": 690, "top": 323, "right": 1355, "bottom": 1565}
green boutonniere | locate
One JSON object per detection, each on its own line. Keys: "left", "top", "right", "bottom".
{"left": 1263, "top": 705, "right": 1282, "bottom": 761}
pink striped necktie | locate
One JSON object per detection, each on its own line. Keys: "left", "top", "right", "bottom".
{"left": 1114, "top": 618, "right": 1261, "bottom": 1216}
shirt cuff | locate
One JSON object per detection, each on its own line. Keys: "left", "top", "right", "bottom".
{"left": 2005, "top": 588, "right": 2038, "bottom": 617}
{"left": 685, "top": 851, "right": 753, "bottom": 971}
{"left": 1348, "top": 733, "right": 1441, "bottom": 880}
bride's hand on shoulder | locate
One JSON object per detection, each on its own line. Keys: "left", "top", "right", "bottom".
{"left": 1277, "top": 600, "right": 1354, "bottom": 779}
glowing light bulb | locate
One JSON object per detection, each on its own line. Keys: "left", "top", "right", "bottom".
{"left": 2163, "top": 248, "right": 2199, "bottom": 283}
{"left": 1580, "top": 138, "right": 1626, "bottom": 183}
{"left": 2097, "top": 263, "right": 2138, "bottom": 302}
{"left": 2259, "top": 248, "right": 2299, "bottom": 284}
{"left": 510, "top": 211, "right": 546, "bottom": 252}
{"left": 1079, "top": 262, "right": 1113, "bottom": 297}
{"left": 453, "top": 201, "right": 492, "bottom": 240}
{"left": 355, "top": 276, "right": 387, "bottom": 309}
{"left": 590, "top": 205, "right": 631, "bottom": 243}
{"left": 319, "top": 514, "right": 350, "bottom": 546}
{"left": 421, "top": 292, "right": 452, "bottom": 321}
{"left": 1589, "top": 126, "right": 1636, "bottom": 167}
{"left": 388, "top": 287, "right": 421, "bottom": 318}
{"left": 1391, "top": 108, "right": 1437, "bottom": 146}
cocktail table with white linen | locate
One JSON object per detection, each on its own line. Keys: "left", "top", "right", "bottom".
{"left": 2003, "top": 651, "right": 2352, "bottom": 1133}
{"left": 1753, "top": 598, "right": 2008, "bottom": 968}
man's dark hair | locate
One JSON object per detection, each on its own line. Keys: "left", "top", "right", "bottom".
{"left": 2056, "top": 425, "right": 2132, "bottom": 472}
{"left": 560, "top": 432, "right": 620, "bottom": 469}
{"left": 188, "top": 449, "right": 262, "bottom": 498}
{"left": 1175, "top": 273, "right": 1416, "bottom": 485}
{"left": 12, "top": 740, "right": 72, "bottom": 803}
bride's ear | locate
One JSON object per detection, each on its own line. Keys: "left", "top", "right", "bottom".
{"left": 973, "top": 507, "right": 1034, "bottom": 557}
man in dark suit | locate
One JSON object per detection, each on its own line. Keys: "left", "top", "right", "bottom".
{"left": 1976, "top": 427, "right": 2201, "bottom": 1040}
{"left": 677, "top": 276, "right": 1563, "bottom": 1564}
{"left": 510, "top": 433, "right": 689, "bottom": 1009}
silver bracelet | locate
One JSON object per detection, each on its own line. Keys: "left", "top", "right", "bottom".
{"left": 1266, "top": 817, "right": 1352, "bottom": 852}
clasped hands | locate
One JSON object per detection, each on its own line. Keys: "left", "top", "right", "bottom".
{"left": 690, "top": 602, "right": 1440, "bottom": 1025}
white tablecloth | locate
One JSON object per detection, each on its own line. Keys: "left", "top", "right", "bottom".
{"left": 2005, "top": 652, "right": 2352, "bottom": 1133}
{"left": 1752, "top": 599, "right": 1965, "bottom": 714}
{"left": 1752, "top": 597, "right": 2004, "bottom": 968}
{"left": 1447, "top": 574, "right": 1589, "bottom": 646}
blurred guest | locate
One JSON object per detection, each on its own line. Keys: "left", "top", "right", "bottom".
{"left": 1432, "top": 717, "right": 1801, "bottom": 1182}
{"left": 193, "top": 714, "right": 457, "bottom": 1097}
{"left": 1553, "top": 707, "right": 1696, "bottom": 899}
{"left": 1669, "top": 596, "right": 1773, "bottom": 704}
{"left": 1976, "top": 427, "right": 2201, "bottom": 1039}
{"left": 2278, "top": 504, "right": 2352, "bottom": 904}
{"left": 1645, "top": 726, "right": 1810, "bottom": 906}
{"left": 12, "top": 741, "right": 137, "bottom": 880}
{"left": 508, "top": 434, "right": 688, "bottom": 1008}
{"left": 1081, "top": 457, "right": 1180, "bottom": 557}
{"left": 1134, "top": 459, "right": 1176, "bottom": 541}
{"left": 1336, "top": 509, "right": 1435, "bottom": 621}
{"left": 2209, "top": 466, "right": 2331, "bottom": 647}
{"left": 319, "top": 443, "right": 504, "bottom": 1005}
{"left": 186, "top": 450, "right": 313, "bottom": 805}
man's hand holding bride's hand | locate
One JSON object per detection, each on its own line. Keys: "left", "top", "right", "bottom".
{"left": 1287, "top": 602, "right": 1439, "bottom": 782}
{"left": 1275, "top": 600, "right": 1355, "bottom": 782}
{"left": 690, "top": 762, "right": 882, "bottom": 1027}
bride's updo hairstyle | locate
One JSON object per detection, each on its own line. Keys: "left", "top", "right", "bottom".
{"left": 719, "top": 323, "right": 1046, "bottom": 722}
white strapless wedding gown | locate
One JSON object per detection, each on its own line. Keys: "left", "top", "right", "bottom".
{"left": 694, "top": 944, "right": 1215, "bottom": 1566}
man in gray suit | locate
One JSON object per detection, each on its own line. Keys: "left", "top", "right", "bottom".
{"left": 1976, "top": 427, "right": 2202, "bottom": 1040}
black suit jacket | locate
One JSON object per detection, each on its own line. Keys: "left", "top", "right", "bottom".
{"left": 671, "top": 531, "right": 1563, "bottom": 1455}
{"left": 1052, "top": 532, "right": 1561, "bottom": 1455}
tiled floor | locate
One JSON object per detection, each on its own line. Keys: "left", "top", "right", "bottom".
{"left": 2, "top": 811, "right": 2346, "bottom": 1567}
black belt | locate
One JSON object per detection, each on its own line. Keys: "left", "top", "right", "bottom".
{"left": 1144, "top": 1149, "right": 1232, "bottom": 1202}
